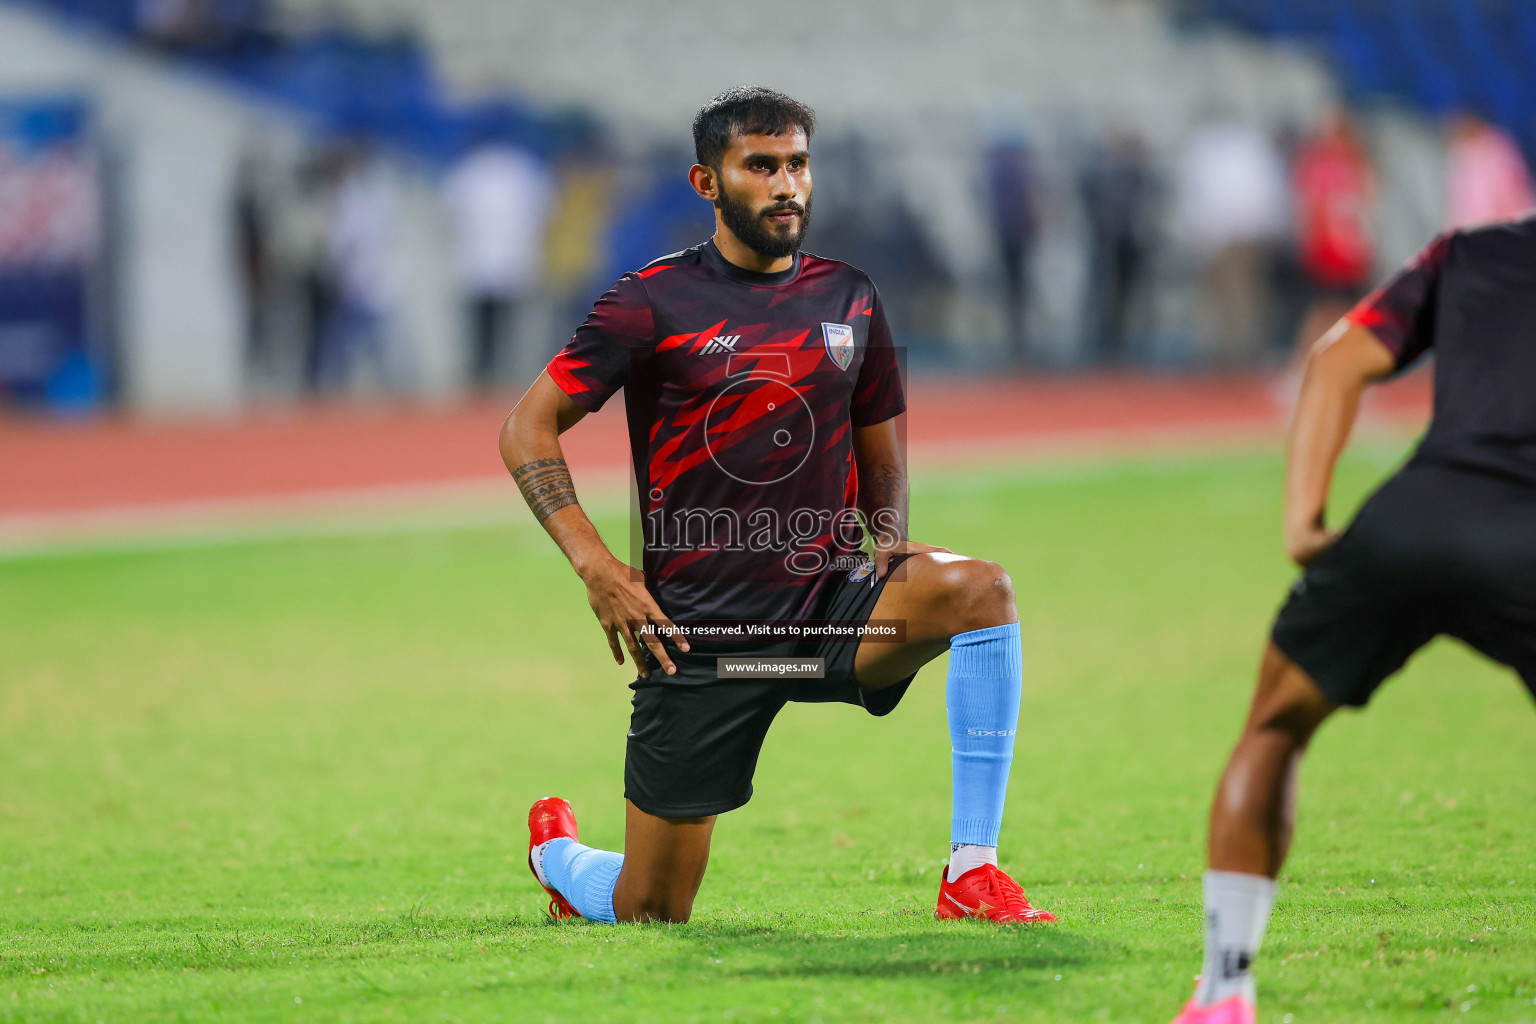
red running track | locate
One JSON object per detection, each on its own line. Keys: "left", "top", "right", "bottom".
{"left": 0, "top": 373, "right": 1431, "bottom": 522}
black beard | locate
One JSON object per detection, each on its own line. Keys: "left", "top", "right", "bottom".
{"left": 716, "top": 183, "right": 811, "bottom": 260}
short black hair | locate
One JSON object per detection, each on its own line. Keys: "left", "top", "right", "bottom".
{"left": 692, "top": 87, "right": 816, "bottom": 169}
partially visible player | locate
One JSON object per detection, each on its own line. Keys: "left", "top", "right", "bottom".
{"left": 1170, "top": 213, "right": 1536, "bottom": 1024}
{"left": 502, "top": 88, "right": 1054, "bottom": 926}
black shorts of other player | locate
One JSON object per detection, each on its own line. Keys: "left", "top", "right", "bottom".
{"left": 1272, "top": 463, "right": 1536, "bottom": 708}
{"left": 624, "top": 555, "right": 917, "bottom": 818}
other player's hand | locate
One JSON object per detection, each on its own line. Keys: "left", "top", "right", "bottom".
{"left": 1285, "top": 520, "right": 1340, "bottom": 568}
{"left": 578, "top": 556, "right": 689, "bottom": 678}
{"left": 874, "top": 539, "right": 951, "bottom": 580}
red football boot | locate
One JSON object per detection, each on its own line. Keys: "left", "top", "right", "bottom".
{"left": 1168, "top": 995, "right": 1256, "bottom": 1024}
{"left": 527, "top": 796, "right": 581, "bottom": 920}
{"left": 935, "top": 863, "right": 1057, "bottom": 923}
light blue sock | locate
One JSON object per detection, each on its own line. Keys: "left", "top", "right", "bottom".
{"left": 947, "top": 622, "right": 1023, "bottom": 848}
{"left": 540, "top": 838, "right": 623, "bottom": 924}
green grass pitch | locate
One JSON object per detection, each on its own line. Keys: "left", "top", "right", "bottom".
{"left": 3, "top": 448, "right": 1533, "bottom": 1023}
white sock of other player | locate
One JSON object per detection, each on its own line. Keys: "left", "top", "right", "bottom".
{"left": 946, "top": 843, "right": 998, "bottom": 881}
{"left": 1196, "top": 870, "right": 1277, "bottom": 1007}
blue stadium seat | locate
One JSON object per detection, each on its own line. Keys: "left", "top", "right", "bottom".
{"left": 1190, "top": 0, "right": 1536, "bottom": 162}
{"left": 8, "top": 0, "right": 585, "bottom": 166}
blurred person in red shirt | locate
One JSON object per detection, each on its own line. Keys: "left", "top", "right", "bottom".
{"left": 1289, "top": 108, "right": 1376, "bottom": 359}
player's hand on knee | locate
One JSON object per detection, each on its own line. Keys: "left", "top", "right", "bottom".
{"left": 874, "top": 540, "right": 951, "bottom": 580}
{"left": 580, "top": 556, "right": 688, "bottom": 677}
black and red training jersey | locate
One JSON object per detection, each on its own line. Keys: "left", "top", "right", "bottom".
{"left": 1346, "top": 214, "right": 1536, "bottom": 486}
{"left": 548, "top": 240, "right": 905, "bottom": 630}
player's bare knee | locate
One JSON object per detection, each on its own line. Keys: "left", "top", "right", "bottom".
{"left": 984, "top": 562, "right": 1017, "bottom": 621}
{"left": 1245, "top": 646, "right": 1335, "bottom": 744}
{"left": 940, "top": 558, "right": 1016, "bottom": 635}
{"left": 1251, "top": 699, "right": 1328, "bottom": 748}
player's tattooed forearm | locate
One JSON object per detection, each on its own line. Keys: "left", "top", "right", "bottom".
{"left": 868, "top": 462, "right": 908, "bottom": 514}
{"left": 512, "top": 457, "right": 580, "bottom": 523}
{"left": 865, "top": 462, "right": 909, "bottom": 540}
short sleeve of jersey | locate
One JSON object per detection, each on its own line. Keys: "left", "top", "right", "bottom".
{"left": 1344, "top": 231, "right": 1454, "bottom": 371}
{"left": 851, "top": 290, "right": 906, "bottom": 426}
{"left": 546, "top": 274, "right": 655, "bottom": 412}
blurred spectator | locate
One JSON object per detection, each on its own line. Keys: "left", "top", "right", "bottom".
{"left": 808, "top": 134, "right": 948, "bottom": 353}
{"left": 318, "top": 144, "right": 398, "bottom": 393}
{"left": 984, "top": 137, "right": 1038, "bottom": 365}
{"left": 1176, "top": 114, "right": 1288, "bottom": 368}
{"left": 0, "top": 97, "right": 107, "bottom": 410}
{"left": 136, "top": 0, "right": 269, "bottom": 54}
{"left": 442, "top": 141, "right": 553, "bottom": 391}
{"left": 541, "top": 149, "right": 616, "bottom": 346}
{"left": 1447, "top": 113, "right": 1536, "bottom": 229}
{"left": 272, "top": 149, "right": 343, "bottom": 394}
{"left": 1289, "top": 109, "right": 1375, "bottom": 354}
{"left": 603, "top": 145, "right": 713, "bottom": 287}
{"left": 1081, "top": 129, "right": 1156, "bottom": 363}
{"left": 233, "top": 152, "right": 274, "bottom": 379}
{"left": 136, "top": 0, "right": 214, "bottom": 51}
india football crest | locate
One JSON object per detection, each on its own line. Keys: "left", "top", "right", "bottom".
{"left": 846, "top": 558, "right": 875, "bottom": 583}
{"left": 821, "top": 322, "right": 855, "bottom": 371}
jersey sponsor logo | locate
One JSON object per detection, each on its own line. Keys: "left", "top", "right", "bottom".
{"left": 822, "top": 322, "right": 854, "bottom": 370}
{"left": 701, "top": 334, "right": 740, "bottom": 355}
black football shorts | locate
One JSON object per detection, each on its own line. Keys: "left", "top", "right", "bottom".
{"left": 624, "top": 554, "right": 919, "bottom": 818}
{"left": 1272, "top": 463, "right": 1536, "bottom": 708}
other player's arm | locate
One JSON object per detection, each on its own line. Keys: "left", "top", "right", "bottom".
{"left": 500, "top": 372, "right": 687, "bottom": 677}
{"left": 1283, "top": 321, "right": 1398, "bottom": 566}
{"left": 852, "top": 417, "right": 949, "bottom": 579}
